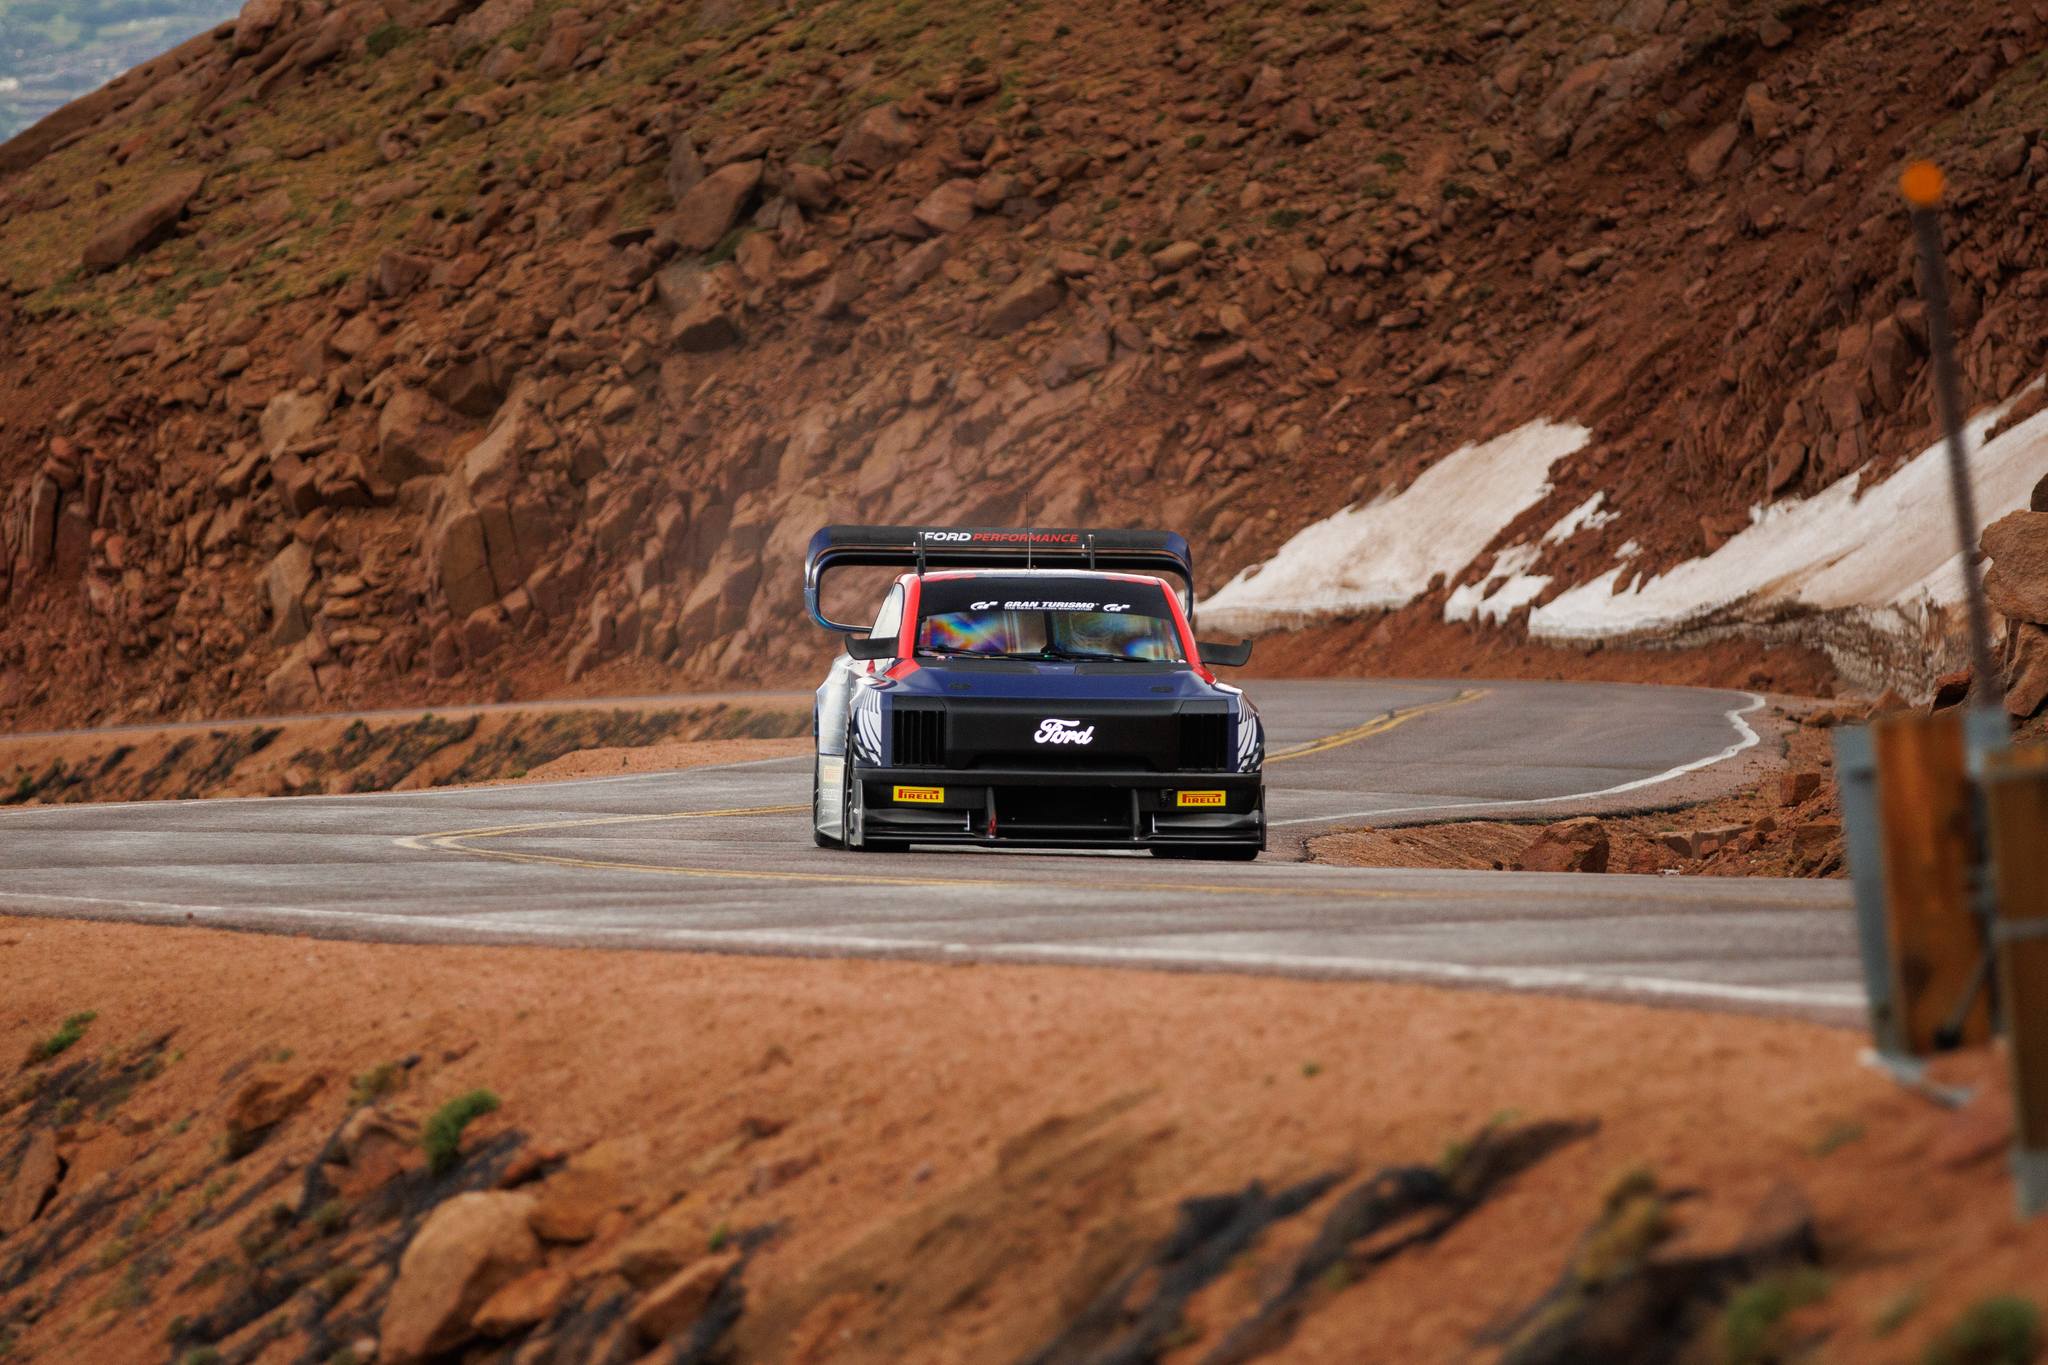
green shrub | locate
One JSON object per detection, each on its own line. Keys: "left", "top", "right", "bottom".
{"left": 348, "top": 1062, "right": 403, "bottom": 1109}
{"left": 29, "top": 1011, "right": 96, "bottom": 1064}
{"left": 422, "top": 1090, "right": 500, "bottom": 1175}
{"left": 1922, "top": 1296, "right": 2042, "bottom": 1365}
{"left": 1721, "top": 1268, "right": 1830, "bottom": 1365}
{"left": 365, "top": 22, "right": 413, "bottom": 57}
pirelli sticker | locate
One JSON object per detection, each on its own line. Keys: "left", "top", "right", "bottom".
{"left": 893, "top": 785, "right": 945, "bottom": 805}
{"left": 1175, "top": 790, "right": 1227, "bottom": 809}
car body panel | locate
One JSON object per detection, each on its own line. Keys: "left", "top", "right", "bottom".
{"left": 807, "top": 529, "right": 1264, "bottom": 855}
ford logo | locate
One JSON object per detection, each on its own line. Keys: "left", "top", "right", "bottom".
{"left": 1033, "top": 718, "right": 1096, "bottom": 745}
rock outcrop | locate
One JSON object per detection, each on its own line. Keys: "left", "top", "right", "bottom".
{"left": 380, "top": 1190, "right": 543, "bottom": 1364}
{"left": 80, "top": 170, "right": 205, "bottom": 271}
{"left": 1984, "top": 507, "right": 2048, "bottom": 719}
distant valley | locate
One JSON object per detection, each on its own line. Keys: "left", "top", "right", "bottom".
{"left": 0, "top": 0, "right": 238, "bottom": 139}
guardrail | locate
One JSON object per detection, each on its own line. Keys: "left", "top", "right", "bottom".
{"left": 1837, "top": 164, "right": 2046, "bottom": 1219}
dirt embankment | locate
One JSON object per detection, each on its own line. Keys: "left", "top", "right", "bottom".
{"left": 1314, "top": 697, "right": 1853, "bottom": 879}
{"left": 3, "top": 0, "right": 2047, "bottom": 732}
{"left": 0, "top": 699, "right": 806, "bottom": 806}
{"left": 2, "top": 916, "right": 2044, "bottom": 1364}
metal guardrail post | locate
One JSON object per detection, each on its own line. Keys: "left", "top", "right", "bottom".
{"left": 1984, "top": 748, "right": 2048, "bottom": 1218}
{"left": 1835, "top": 726, "right": 1906, "bottom": 1056}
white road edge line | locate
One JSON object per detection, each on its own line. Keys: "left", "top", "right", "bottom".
{"left": 1271, "top": 691, "right": 1766, "bottom": 827}
{"left": 0, "top": 751, "right": 812, "bottom": 816}
{"left": 0, "top": 889, "right": 1861, "bottom": 1015}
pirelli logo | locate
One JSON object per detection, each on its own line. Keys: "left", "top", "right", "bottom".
{"left": 892, "top": 785, "right": 945, "bottom": 805}
{"left": 1175, "top": 790, "right": 1226, "bottom": 809}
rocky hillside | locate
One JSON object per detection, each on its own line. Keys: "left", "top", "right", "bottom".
{"left": 2, "top": 0, "right": 2046, "bottom": 728}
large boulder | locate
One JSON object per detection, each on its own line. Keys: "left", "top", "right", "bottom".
{"left": 234, "top": 0, "right": 289, "bottom": 52}
{"left": 453, "top": 0, "right": 534, "bottom": 49}
{"left": 1984, "top": 510, "right": 2048, "bottom": 625}
{"left": 381, "top": 1191, "right": 543, "bottom": 1365}
{"left": 629, "top": 1253, "right": 739, "bottom": 1343}
{"left": 1515, "top": 818, "right": 1611, "bottom": 873}
{"left": 435, "top": 506, "right": 499, "bottom": 618}
{"left": 225, "top": 1067, "right": 326, "bottom": 1157}
{"left": 834, "top": 103, "right": 918, "bottom": 170}
{"left": 671, "top": 298, "right": 743, "bottom": 351}
{"left": 0, "top": 1130, "right": 62, "bottom": 1236}
{"left": 82, "top": 171, "right": 204, "bottom": 271}
{"left": 376, "top": 386, "right": 444, "bottom": 483}
{"left": 527, "top": 1136, "right": 643, "bottom": 1244}
{"left": 665, "top": 133, "right": 705, "bottom": 202}
{"left": 2008, "top": 623, "right": 2048, "bottom": 719}
{"left": 912, "top": 179, "right": 978, "bottom": 234}
{"left": 667, "top": 160, "right": 763, "bottom": 254}
{"left": 599, "top": 1198, "right": 710, "bottom": 1288}
{"left": 259, "top": 390, "right": 331, "bottom": 456}
{"left": 26, "top": 475, "right": 59, "bottom": 571}
{"left": 263, "top": 542, "right": 316, "bottom": 647}
{"left": 981, "top": 269, "right": 1065, "bottom": 336}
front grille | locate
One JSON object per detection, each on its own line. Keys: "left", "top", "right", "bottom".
{"left": 997, "top": 787, "right": 1132, "bottom": 834}
{"left": 1177, "top": 712, "right": 1229, "bottom": 770}
{"left": 892, "top": 706, "right": 945, "bottom": 767}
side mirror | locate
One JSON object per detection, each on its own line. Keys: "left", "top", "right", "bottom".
{"left": 1199, "top": 639, "right": 1254, "bottom": 668}
{"left": 844, "top": 634, "right": 897, "bottom": 661}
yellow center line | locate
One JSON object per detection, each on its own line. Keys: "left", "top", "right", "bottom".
{"left": 1267, "top": 689, "right": 1487, "bottom": 763}
{"left": 394, "top": 690, "right": 1484, "bottom": 898}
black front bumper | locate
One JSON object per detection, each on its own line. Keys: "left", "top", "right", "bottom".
{"left": 855, "top": 765, "right": 1265, "bottom": 848}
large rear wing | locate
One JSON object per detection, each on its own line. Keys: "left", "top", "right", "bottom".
{"left": 805, "top": 525, "right": 1195, "bottom": 633}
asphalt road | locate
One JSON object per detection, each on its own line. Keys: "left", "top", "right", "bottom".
{"left": 0, "top": 679, "right": 1862, "bottom": 1020}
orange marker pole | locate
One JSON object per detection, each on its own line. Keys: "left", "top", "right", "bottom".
{"left": 1901, "top": 162, "right": 2000, "bottom": 707}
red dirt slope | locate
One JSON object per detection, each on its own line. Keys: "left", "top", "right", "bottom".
{"left": 3, "top": 0, "right": 2046, "bottom": 731}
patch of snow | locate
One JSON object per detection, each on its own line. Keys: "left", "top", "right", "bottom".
{"left": 1542, "top": 492, "right": 1617, "bottom": 544}
{"left": 1201, "top": 420, "right": 1592, "bottom": 632}
{"left": 1445, "top": 544, "right": 1547, "bottom": 624}
{"left": 1446, "top": 495, "right": 1627, "bottom": 623}
{"left": 1529, "top": 386, "right": 2046, "bottom": 641}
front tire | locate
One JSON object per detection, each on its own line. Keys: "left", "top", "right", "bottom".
{"left": 811, "top": 756, "right": 842, "bottom": 848}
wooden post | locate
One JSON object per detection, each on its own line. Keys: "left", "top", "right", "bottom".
{"left": 1872, "top": 709, "right": 1991, "bottom": 1052}
{"left": 1985, "top": 746, "right": 2048, "bottom": 1217}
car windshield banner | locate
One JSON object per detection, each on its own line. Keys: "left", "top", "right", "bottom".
{"left": 916, "top": 577, "right": 1183, "bottom": 662}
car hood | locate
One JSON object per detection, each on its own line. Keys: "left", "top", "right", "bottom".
{"left": 881, "top": 658, "right": 1236, "bottom": 703}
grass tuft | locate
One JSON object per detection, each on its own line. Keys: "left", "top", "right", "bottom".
{"left": 423, "top": 1089, "right": 500, "bottom": 1175}
{"left": 1721, "top": 1268, "right": 1830, "bottom": 1365}
{"left": 348, "top": 1061, "right": 403, "bottom": 1109}
{"left": 28, "top": 1011, "right": 97, "bottom": 1065}
{"left": 1921, "top": 1295, "right": 2042, "bottom": 1365}
{"left": 365, "top": 22, "right": 414, "bottom": 58}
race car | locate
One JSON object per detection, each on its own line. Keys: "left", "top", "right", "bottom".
{"left": 804, "top": 525, "right": 1265, "bottom": 857}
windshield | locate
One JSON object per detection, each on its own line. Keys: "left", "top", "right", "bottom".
{"left": 914, "top": 576, "right": 1185, "bottom": 663}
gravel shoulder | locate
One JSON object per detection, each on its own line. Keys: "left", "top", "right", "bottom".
{"left": 0, "top": 914, "right": 2038, "bottom": 1363}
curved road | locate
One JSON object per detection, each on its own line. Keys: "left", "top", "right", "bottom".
{"left": 0, "top": 680, "right": 1860, "bottom": 1020}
